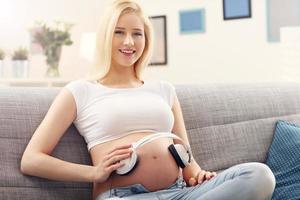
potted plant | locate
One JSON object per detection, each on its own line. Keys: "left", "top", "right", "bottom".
{"left": 12, "top": 47, "right": 29, "bottom": 78}
{"left": 0, "top": 49, "right": 5, "bottom": 77}
{"left": 33, "top": 21, "right": 74, "bottom": 77}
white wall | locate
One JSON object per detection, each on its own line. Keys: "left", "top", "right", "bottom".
{"left": 0, "top": 0, "right": 296, "bottom": 84}
{"left": 141, "top": 0, "right": 283, "bottom": 83}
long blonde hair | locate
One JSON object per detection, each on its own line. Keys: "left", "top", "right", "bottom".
{"left": 89, "top": 0, "right": 153, "bottom": 81}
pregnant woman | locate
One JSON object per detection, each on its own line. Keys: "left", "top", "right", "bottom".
{"left": 20, "top": 0, "right": 275, "bottom": 199}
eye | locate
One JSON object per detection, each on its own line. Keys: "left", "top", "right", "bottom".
{"left": 133, "top": 32, "right": 143, "bottom": 37}
{"left": 114, "top": 30, "right": 124, "bottom": 35}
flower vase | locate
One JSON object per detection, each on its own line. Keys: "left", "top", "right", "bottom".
{"left": 45, "top": 45, "right": 62, "bottom": 78}
{"left": 12, "top": 60, "right": 29, "bottom": 78}
{"left": 46, "top": 64, "right": 60, "bottom": 77}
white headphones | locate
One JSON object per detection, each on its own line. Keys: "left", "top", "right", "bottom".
{"left": 116, "top": 132, "right": 192, "bottom": 175}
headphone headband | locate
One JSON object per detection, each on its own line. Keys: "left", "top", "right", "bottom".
{"left": 116, "top": 132, "right": 193, "bottom": 175}
{"left": 132, "top": 132, "right": 191, "bottom": 152}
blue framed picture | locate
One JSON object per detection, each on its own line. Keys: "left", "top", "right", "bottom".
{"left": 223, "top": 0, "right": 251, "bottom": 20}
{"left": 179, "top": 9, "right": 205, "bottom": 34}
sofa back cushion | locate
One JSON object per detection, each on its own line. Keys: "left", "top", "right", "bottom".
{"left": 176, "top": 83, "right": 300, "bottom": 171}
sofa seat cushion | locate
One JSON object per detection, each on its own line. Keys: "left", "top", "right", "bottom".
{"left": 266, "top": 120, "right": 300, "bottom": 200}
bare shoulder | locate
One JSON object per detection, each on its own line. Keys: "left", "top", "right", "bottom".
{"left": 50, "top": 87, "right": 77, "bottom": 118}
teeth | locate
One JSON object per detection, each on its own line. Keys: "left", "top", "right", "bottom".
{"left": 120, "top": 49, "right": 135, "bottom": 54}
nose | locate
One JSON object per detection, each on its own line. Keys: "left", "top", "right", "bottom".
{"left": 124, "top": 34, "right": 134, "bottom": 46}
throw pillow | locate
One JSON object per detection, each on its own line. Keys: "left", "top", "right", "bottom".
{"left": 266, "top": 120, "right": 300, "bottom": 200}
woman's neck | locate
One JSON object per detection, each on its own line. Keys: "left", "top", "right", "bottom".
{"left": 99, "top": 65, "right": 142, "bottom": 86}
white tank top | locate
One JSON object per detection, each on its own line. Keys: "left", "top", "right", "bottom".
{"left": 65, "top": 79, "right": 176, "bottom": 151}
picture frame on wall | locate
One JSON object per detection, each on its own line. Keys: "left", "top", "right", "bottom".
{"left": 179, "top": 9, "right": 206, "bottom": 34}
{"left": 223, "top": 0, "right": 251, "bottom": 20}
{"left": 149, "top": 15, "right": 167, "bottom": 66}
{"left": 266, "top": 0, "right": 300, "bottom": 42}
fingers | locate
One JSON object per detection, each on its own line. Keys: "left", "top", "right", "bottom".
{"left": 103, "top": 152, "right": 132, "bottom": 174}
{"left": 104, "top": 148, "right": 132, "bottom": 162}
{"left": 207, "top": 171, "right": 217, "bottom": 180}
{"left": 205, "top": 171, "right": 213, "bottom": 180}
{"left": 105, "top": 160, "right": 125, "bottom": 172}
{"left": 197, "top": 170, "right": 206, "bottom": 184}
{"left": 103, "top": 144, "right": 133, "bottom": 172}
{"left": 94, "top": 144, "right": 134, "bottom": 182}
{"left": 103, "top": 143, "right": 133, "bottom": 162}
{"left": 197, "top": 170, "right": 218, "bottom": 184}
{"left": 104, "top": 152, "right": 131, "bottom": 167}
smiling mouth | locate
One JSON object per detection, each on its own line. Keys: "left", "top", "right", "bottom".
{"left": 119, "top": 49, "right": 136, "bottom": 56}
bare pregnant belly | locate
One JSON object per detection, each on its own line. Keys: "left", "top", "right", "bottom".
{"left": 90, "top": 132, "right": 181, "bottom": 199}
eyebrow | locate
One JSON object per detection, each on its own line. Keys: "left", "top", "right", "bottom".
{"left": 115, "top": 27, "right": 143, "bottom": 32}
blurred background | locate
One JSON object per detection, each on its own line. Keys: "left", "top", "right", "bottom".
{"left": 0, "top": 0, "right": 299, "bottom": 86}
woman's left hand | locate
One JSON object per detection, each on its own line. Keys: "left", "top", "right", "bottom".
{"left": 188, "top": 170, "right": 217, "bottom": 186}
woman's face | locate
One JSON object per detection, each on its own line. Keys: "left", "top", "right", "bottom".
{"left": 111, "top": 12, "right": 146, "bottom": 69}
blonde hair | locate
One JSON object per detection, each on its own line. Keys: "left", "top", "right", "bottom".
{"left": 89, "top": 0, "right": 153, "bottom": 81}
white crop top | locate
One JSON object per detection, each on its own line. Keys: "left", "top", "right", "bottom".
{"left": 65, "top": 79, "right": 176, "bottom": 151}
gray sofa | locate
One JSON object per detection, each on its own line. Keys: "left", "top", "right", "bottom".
{"left": 1, "top": 82, "right": 300, "bottom": 199}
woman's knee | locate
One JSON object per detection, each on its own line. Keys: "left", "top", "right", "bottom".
{"left": 248, "top": 163, "right": 276, "bottom": 197}
{"left": 253, "top": 163, "right": 275, "bottom": 184}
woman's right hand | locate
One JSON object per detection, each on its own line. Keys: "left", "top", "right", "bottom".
{"left": 93, "top": 144, "right": 133, "bottom": 183}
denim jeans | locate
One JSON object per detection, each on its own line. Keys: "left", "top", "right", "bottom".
{"left": 96, "top": 162, "right": 275, "bottom": 200}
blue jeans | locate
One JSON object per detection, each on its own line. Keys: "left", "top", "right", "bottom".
{"left": 96, "top": 162, "right": 275, "bottom": 200}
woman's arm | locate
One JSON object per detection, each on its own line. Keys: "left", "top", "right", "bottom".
{"left": 171, "top": 95, "right": 216, "bottom": 185}
{"left": 20, "top": 88, "right": 96, "bottom": 182}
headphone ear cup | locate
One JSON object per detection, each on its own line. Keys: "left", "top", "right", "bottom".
{"left": 116, "top": 150, "right": 139, "bottom": 175}
{"left": 168, "top": 144, "right": 186, "bottom": 168}
{"left": 119, "top": 157, "right": 139, "bottom": 176}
